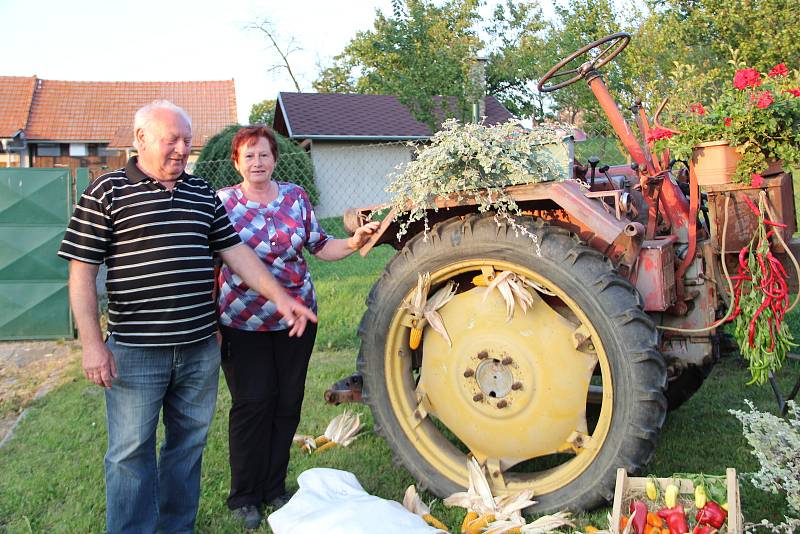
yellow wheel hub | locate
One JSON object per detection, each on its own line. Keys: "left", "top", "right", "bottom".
{"left": 420, "top": 285, "right": 598, "bottom": 467}
{"left": 384, "top": 260, "right": 614, "bottom": 494}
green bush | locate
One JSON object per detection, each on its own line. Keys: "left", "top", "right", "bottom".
{"left": 194, "top": 124, "right": 319, "bottom": 204}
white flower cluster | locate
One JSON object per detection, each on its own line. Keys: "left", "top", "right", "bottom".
{"left": 730, "top": 400, "right": 800, "bottom": 531}
{"left": 386, "top": 119, "right": 571, "bottom": 240}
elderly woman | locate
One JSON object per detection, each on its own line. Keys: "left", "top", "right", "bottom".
{"left": 216, "top": 126, "right": 378, "bottom": 529}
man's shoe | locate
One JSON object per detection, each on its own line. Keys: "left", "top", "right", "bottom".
{"left": 267, "top": 492, "right": 294, "bottom": 509}
{"left": 232, "top": 504, "right": 262, "bottom": 530}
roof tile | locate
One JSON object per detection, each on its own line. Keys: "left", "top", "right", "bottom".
{"left": 0, "top": 76, "right": 37, "bottom": 138}
{"left": 19, "top": 79, "right": 237, "bottom": 147}
{"left": 275, "top": 92, "right": 514, "bottom": 139}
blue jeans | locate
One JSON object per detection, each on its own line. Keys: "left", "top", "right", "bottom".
{"left": 103, "top": 335, "right": 220, "bottom": 534}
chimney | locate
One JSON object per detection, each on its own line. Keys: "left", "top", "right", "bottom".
{"left": 469, "top": 56, "right": 488, "bottom": 123}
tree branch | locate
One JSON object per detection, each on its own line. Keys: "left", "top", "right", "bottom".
{"left": 248, "top": 18, "right": 303, "bottom": 92}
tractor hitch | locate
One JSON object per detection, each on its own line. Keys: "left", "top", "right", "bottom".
{"left": 324, "top": 373, "right": 363, "bottom": 405}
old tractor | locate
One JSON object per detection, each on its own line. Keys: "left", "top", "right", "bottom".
{"left": 334, "top": 33, "right": 799, "bottom": 512}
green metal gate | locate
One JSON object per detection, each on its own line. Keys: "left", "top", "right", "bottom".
{"left": 0, "top": 168, "right": 85, "bottom": 340}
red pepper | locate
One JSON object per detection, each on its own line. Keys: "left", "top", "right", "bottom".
{"left": 629, "top": 500, "right": 649, "bottom": 534}
{"left": 693, "top": 525, "right": 717, "bottom": 534}
{"left": 762, "top": 219, "right": 787, "bottom": 228}
{"left": 696, "top": 501, "right": 728, "bottom": 529}
{"left": 741, "top": 194, "right": 761, "bottom": 216}
{"left": 738, "top": 246, "right": 750, "bottom": 270}
{"left": 657, "top": 505, "right": 688, "bottom": 534}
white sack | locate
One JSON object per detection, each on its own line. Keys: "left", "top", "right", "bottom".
{"left": 267, "top": 468, "right": 445, "bottom": 534}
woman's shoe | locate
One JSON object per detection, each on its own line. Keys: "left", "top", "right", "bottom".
{"left": 267, "top": 492, "right": 294, "bottom": 509}
{"left": 232, "top": 504, "right": 262, "bottom": 530}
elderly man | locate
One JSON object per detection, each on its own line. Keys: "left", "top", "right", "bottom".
{"left": 58, "top": 100, "right": 316, "bottom": 533}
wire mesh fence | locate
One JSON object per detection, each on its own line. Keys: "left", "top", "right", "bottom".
{"left": 191, "top": 120, "right": 632, "bottom": 225}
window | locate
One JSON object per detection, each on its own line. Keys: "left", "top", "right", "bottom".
{"left": 69, "top": 143, "right": 88, "bottom": 157}
{"left": 97, "top": 145, "right": 119, "bottom": 157}
{"left": 37, "top": 144, "right": 61, "bottom": 157}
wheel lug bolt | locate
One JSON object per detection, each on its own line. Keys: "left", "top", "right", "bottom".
{"left": 463, "top": 368, "right": 474, "bottom": 378}
{"left": 501, "top": 357, "right": 513, "bottom": 365}
{"left": 473, "top": 393, "right": 484, "bottom": 402}
{"left": 511, "top": 382, "right": 522, "bottom": 390}
{"left": 496, "top": 400, "right": 508, "bottom": 409}
{"left": 477, "top": 350, "right": 488, "bottom": 360}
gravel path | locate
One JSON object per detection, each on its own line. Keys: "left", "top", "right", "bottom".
{"left": 0, "top": 339, "right": 81, "bottom": 447}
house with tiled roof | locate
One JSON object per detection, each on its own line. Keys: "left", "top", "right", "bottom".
{"left": 0, "top": 76, "right": 237, "bottom": 176}
{"left": 272, "top": 92, "right": 514, "bottom": 218}
{"left": 0, "top": 76, "right": 37, "bottom": 167}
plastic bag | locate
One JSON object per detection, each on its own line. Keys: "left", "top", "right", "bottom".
{"left": 267, "top": 468, "right": 445, "bottom": 534}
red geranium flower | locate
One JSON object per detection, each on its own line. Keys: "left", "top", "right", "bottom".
{"left": 734, "top": 68, "right": 762, "bottom": 90}
{"left": 785, "top": 88, "right": 800, "bottom": 97}
{"left": 646, "top": 127, "right": 675, "bottom": 142}
{"left": 690, "top": 102, "right": 706, "bottom": 115}
{"left": 750, "top": 174, "right": 764, "bottom": 187}
{"left": 724, "top": 117, "right": 732, "bottom": 127}
{"left": 754, "top": 90, "right": 774, "bottom": 109}
{"left": 768, "top": 63, "right": 788, "bottom": 77}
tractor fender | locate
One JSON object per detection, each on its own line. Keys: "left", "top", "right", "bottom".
{"left": 344, "top": 180, "right": 645, "bottom": 276}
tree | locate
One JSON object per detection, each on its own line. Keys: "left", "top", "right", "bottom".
{"left": 544, "top": 0, "right": 628, "bottom": 126}
{"left": 249, "top": 99, "right": 276, "bottom": 126}
{"left": 314, "top": 0, "right": 483, "bottom": 129}
{"left": 646, "top": 0, "right": 800, "bottom": 73}
{"left": 247, "top": 17, "right": 303, "bottom": 92}
{"left": 483, "top": 1, "right": 551, "bottom": 120}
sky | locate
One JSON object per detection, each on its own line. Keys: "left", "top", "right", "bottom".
{"left": 0, "top": 0, "right": 396, "bottom": 123}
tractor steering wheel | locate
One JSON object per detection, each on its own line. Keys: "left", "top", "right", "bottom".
{"left": 538, "top": 32, "right": 631, "bottom": 93}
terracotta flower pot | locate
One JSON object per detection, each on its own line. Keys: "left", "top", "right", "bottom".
{"left": 691, "top": 141, "right": 739, "bottom": 185}
{"left": 692, "top": 141, "right": 785, "bottom": 185}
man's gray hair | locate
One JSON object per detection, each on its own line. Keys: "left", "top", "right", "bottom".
{"left": 133, "top": 100, "right": 192, "bottom": 150}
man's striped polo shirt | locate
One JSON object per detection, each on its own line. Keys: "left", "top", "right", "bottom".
{"left": 58, "top": 157, "right": 242, "bottom": 347}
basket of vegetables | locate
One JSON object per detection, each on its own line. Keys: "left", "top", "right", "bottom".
{"left": 610, "top": 468, "right": 742, "bottom": 534}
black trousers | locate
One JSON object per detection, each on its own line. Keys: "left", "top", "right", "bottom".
{"left": 219, "top": 323, "right": 317, "bottom": 510}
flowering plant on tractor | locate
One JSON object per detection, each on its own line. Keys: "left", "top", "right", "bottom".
{"left": 386, "top": 119, "right": 570, "bottom": 240}
{"left": 653, "top": 62, "right": 800, "bottom": 183}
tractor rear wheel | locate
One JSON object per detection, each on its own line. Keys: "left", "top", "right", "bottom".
{"left": 357, "top": 214, "right": 668, "bottom": 512}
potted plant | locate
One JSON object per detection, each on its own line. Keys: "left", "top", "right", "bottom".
{"left": 651, "top": 63, "right": 800, "bottom": 185}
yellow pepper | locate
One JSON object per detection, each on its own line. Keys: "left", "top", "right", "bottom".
{"left": 664, "top": 484, "right": 679, "bottom": 508}
{"left": 694, "top": 484, "right": 707, "bottom": 509}
{"left": 646, "top": 478, "right": 659, "bottom": 501}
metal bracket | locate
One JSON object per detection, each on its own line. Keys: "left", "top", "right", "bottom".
{"left": 768, "top": 353, "right": 800, "bottom": 416}
{"left": 485, "top": 458, "right": 507, "bottom": 489}
{"left": 410, "top": 384, "right": 433, "bottom": 429}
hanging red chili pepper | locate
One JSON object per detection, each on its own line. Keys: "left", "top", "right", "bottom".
{"left": 726, "top": 192, "right": 796, "bottom": 385}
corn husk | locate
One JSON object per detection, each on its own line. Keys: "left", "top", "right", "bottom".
{"left": 403, "top": 484, "right": 432, "bottom": 516}
{"left": 483, "top": 271, "right": 535, "bottom": 321}
{"left": 314, "top": 410, "right": 362, "bottom": 452}
{"left": 444, "top": 457, "right": 536, "bottom": 521}
{"left": 402, "top": 272, "right": 457, "bottom": 347}
{"left": 423, "top": 281, "right": 457, "bottom": 347}
{"left": 444, "top": 457, "right": 495, "bottom": 515}
{"left": 484, "top": 511, "right": 573, "bottom": 534}
{"left": 292, "top": 433, "right": 314, "bottom": 447}
{"left": 299, "top": 435, "right": 329, "bottom": 453}
{"left": 494, "top": 489, "right": 537, "bottom": 520}
{"left": 407, "top": 272, "right": 431, "bottom": 314}
{"left": 402, "top": 485, "right": 448, "bottom": 531}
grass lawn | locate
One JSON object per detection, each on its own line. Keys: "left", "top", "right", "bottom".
{"left": 1, "top": 217, "right": 798, "bottom": 532}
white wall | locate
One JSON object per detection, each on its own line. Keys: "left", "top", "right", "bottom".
{"left": 310, "top": 141, "right": 414, "bottom": 219}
